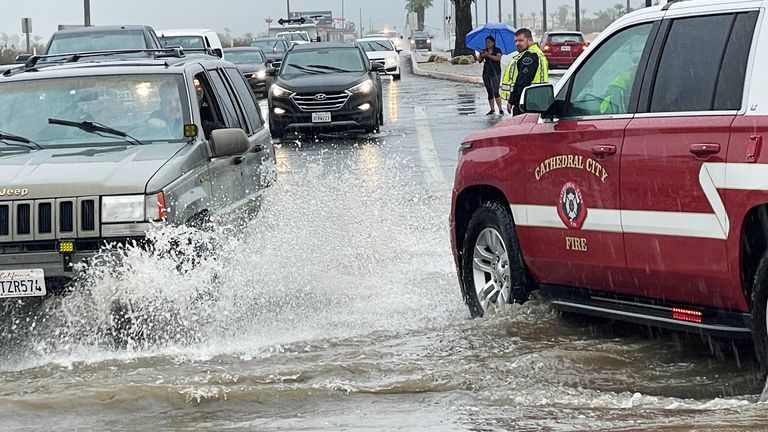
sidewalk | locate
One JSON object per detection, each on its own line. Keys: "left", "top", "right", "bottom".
{"left": 409, "top": 50, "right": 484, "bottom": 85}
{"left": 409, "top": 50, "right": 564, "bottom": 85}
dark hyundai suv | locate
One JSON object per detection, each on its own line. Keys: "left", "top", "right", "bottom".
{"left": 267, "top": 42, "right": 384, "bottom": 139}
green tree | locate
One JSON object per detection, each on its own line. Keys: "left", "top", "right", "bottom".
{"left": 406, "top": 0, "right": 434, "bottom": 31}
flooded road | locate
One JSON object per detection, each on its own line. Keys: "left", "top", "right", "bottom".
{"left": 1, "top": 62, "right": 767, "bottom": 431}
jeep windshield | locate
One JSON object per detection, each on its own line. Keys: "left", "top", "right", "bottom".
{"left": 0, "top": 75, "right": 190, "bottom": 148}
{"left": 159, "top": 35, "right": 205, "bottom": 50}
{"left": 278, "top": 32, "right": 310, "bottom": 42}
{"left": 251, "top": 40, "right": 287, "bottom": 53}
{"left": 281, "top": 48, "right": 365, "bottom": 76}
{"left": 226, "top": 50, "right": 266, "bottom": 64}
{"left": 47, "top": 30, "right": 148, "bottom": 55}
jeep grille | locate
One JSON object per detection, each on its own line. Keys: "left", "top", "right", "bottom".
{"left": 0, "top": 197, "right": 99, "bottom": 243}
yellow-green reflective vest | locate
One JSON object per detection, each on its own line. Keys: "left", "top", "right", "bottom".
{"left": 499, "top": 44, "right": 549, "bottom": 101}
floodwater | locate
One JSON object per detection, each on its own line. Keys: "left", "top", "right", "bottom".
{"left": 0, "top": 63, "right": 767, "bottom": 431}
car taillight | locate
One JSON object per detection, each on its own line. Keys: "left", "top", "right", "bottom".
{"left": 581, "top": 42, "right": 588, "bottom": 51}
{"left": 543, "top": 44, "right": 550, "bottom": 51}
{"left": 671, "top": 307, "right": 702, "bottom": 324}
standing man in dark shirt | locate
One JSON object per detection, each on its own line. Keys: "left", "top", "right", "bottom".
{"left": 500, "top": 28, "right": 548, "bottom": 115}
{"left": 478, "top": 36, "right": 504, "bottom": 116}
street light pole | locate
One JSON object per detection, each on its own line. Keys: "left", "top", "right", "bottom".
{"left": 498, "top": 0, "right": 502, "bottom": 22}
{"left": 513, "top": 0, "right": 518, "bottom": 27}
{"left": 287, "top": 0, "right": 291, "bottom": 16}
{"left": 542, "top": 0, "right": 548, "bottom": 33}
{"left": 575, "top": 0, "right": 581, "bottom": 31}
{"left": 485, "top": 0, "right": 489, "bottom": 23}
{"left": 84, "top": 0, "right": 91, "bottom": 27}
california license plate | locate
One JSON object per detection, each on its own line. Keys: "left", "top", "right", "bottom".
{"left": 560, "top": 46, "right": 571, "bottom": 51}
{"left": 0, "top": 269, "right": 46, "bottom": 298}
{"left": 312, "top": 112, "right": 332, "bottom": 123}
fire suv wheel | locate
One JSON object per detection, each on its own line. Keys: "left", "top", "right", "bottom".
{"left": 751, "top": 253, "right": 768, "bottom": 373}
{"left": 461, "top": 201, "right": 530, "bottom": 318}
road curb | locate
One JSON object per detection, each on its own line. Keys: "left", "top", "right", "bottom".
{"left": 409, "top": 54, "right": 483, "bottom": 85}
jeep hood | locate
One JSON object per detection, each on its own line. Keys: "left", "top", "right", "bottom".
{"left": 0, "top": 143, "right": 185, "bottom": 199}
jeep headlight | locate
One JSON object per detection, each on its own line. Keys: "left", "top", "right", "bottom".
{"left": 247, "top": 70, "right": 266, "bottom": 79}
{"left": 271, "top": 84, "right": 294, "bottom": 98}
{"left": 348, "top": 79, "right": 373, "bottom": 95}
{"left": 101, "top": 195, "right": 145, "bottom": 223}
{"left": 385, "top": 57, "right": 397, "bottom": 67}
{"left": 102, "top": 193, "right": 167, "bottom": 223}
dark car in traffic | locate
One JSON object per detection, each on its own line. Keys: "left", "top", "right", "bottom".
{"left": 540, "top": 31, "right": 588, "bottom": 69}
{"left": 267, "top": 42, "right": 384, "bottom": 139}
{"left": 224, "top": 47, "right": 272, "bottom": 97}
{"left": 45, "top": 25, "right": 162, "bottom": 56}
{"left": 250, "top": 38, "right": 291, "bottom": 66}
{"left": 409, "top": 31, "right": 432, "bottom": 51}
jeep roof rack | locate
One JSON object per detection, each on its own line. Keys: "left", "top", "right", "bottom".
{"left": 2, "top": 47, "right": 189, "bottom": 77}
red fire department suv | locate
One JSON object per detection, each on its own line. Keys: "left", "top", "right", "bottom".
{"left": 451, "top": 0, "right": 768, "bottom": 368}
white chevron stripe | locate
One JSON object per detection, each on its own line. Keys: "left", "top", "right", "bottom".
{"left": 511, "top": 162, "right": 767, "bottom": 240}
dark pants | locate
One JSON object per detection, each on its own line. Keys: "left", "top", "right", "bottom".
{"left": 483, "top": 72, "right": 500, "bottom": 100}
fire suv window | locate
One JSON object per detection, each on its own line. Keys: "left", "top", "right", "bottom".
{"left": 650, "top": 13, "right": 747, "bottom": 113}
{"left": 565, "top": 23, "right": 653, "bottom": 117}
{"left": 714, "top": 12, "right": 758, "bottom": 111}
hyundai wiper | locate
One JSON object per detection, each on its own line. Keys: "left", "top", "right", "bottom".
{"left": 0, "top": 130, "right": 43, "bottom": 150}
{"left": 307, "top": 64, "right": 352, "bottom": 73}
{"left": 47, "top": 118, "right": 144, "bottom": 145}
{"left": 287, "top": 64, "right": 325, "bottom": 74}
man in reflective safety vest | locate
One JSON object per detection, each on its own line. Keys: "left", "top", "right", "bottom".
{"left": 500, "top": 28, "right": 549, "bottom": 115}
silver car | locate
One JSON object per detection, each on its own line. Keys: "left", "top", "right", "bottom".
{"left": 0, "top": 53, "right": 274, "bottom": 296}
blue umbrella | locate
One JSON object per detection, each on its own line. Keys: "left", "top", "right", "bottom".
{"left": 465, "top": 23, "right": 518, "bottom": 55}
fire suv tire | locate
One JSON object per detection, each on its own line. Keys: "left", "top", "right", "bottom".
{"left": 751, "top": 253, "right": 768, "bottom": 373}
{"left": 461, "top": 201, "right": 531, "bottom": 318}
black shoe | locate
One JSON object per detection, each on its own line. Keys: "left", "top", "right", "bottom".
{"left": 485, "top": 109, "right": 495, "bottom": 116}
{"left": 499, "top": 110, "right": 504, "bottom": 115}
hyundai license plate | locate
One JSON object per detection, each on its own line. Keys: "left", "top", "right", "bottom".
{"left": 0, "top": 269, "right": 46, "bottom": 298}
{"left": 312, "top": 112, "right": 332, "bottom": 123}
{"left": 561, "top": 46, "right": 571, "bottom": 51}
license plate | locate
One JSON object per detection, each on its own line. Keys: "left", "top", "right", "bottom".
{"left": 0, "top": 269, "right": 46, "bottom": 298}
{"left": 312, "top": 112, "right": 332, "bottom": 123}
{"left": 560, "top": 46, "right": 571, "bottom": 51}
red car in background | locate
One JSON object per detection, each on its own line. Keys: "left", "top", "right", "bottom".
{"left": 540, "top": 31, "right": 588, "bottom": 69}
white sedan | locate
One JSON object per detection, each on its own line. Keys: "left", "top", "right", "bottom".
{"left": 357, "top": 37, "right": 402, "bottom": 81}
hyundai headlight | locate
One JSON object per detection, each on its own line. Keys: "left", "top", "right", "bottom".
{"left": 348, "top": 79, "right": 373, "bottom": 95}
{"left": 101, "top": 195, "right": 146, "bottom": 223}
{"left": 255, "top": 70, "right": 267, "bottom": 79}
{"left": 385, "top": 57, "right": 397, "bottom": 67}
{"left": 271, "top": 84, "right": 294, "bottom": 98}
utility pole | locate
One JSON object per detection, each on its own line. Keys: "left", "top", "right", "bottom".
{"left": 498, "top": 0, "right": 502, "bottom": 22}
{"left": 626, "top": 0, "right": 631, "bottom": 13}
{"left": 341, "top": 0, "right": 345, "bottom": 23}
{"left": 542, "top": 0, "right": 548, "bottom": 33}
{"left": 513, "top": 0, "right": 518, "bottom": 27}
{"left": 575, "top": 0, "right": 581, "bottom": 31}
{"left": 84, "top": 0, "right": 91, "bottom": 26}
{"left": 485, "top": 0, "right": 489, "bottom": 23}
{"left": 646, "top": 0, "right": 652, "bottom": 5}
{"left": 287, "top": 0, "right": 291, "bottom": 16}
{"left": 359, "top": 8, "right": 363, "bottom": 38}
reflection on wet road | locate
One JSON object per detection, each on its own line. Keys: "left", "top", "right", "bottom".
{"left": 0, "top": 60, "right": 766, "bottom": 431}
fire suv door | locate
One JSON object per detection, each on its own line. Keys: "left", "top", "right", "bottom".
{"left": 620, "top": 12, "right": 757, "bottom": 309}
{"left": 520, "top": 23, "right": 656, "bottom": 294}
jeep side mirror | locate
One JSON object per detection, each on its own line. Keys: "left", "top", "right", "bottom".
{"left": 520, "top": 84, "right": 555, "bottom": 114}
{"left": 371, "top": 62, "right": 385, "bottom": 72}
{"left": 14, "top": 54, "right": 31, "bottom": 63}
{"left": 210, "top": 128, "right": 249, "bottom": 158}
{"left": 396, "top": 47, "right": 403, "bottom": 53}
{"left": 266, "top": 67, "right": 279, "bottom": 77}
{"left": 213, "top": 48, "right": 224, "bottom": 58}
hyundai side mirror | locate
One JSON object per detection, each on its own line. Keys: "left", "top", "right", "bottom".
{"left": 370, "top": 62, "right": 385, "bottom": 72}
{"left": 520, "top": 84, "right": 555, "bottom": 114}
{"left": 266, "top": 66, "right": 279, "bottom": 77}
{"left": 396, "top": 47, "right": 403, "bottom": 53}
{"left": 14, "top": 54, "right": 31, "bottom": 64}
{"left": 209, "top": 128, "right": 249, "bottom": 158}
{"left": 213, "top": 48, "right": 224, "bottom": 58}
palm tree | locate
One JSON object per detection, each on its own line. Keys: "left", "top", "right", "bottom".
{"left": 451, "top": 0, "right": 475, "bottom": 56}
{"left": 406, "top": 0, "right": 434, "bottom": 31}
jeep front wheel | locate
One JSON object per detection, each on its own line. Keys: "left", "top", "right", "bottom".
{"left": 751, "top": 253, "right": 768, "bottom": 374}
{"left": 460, "top": 201, "right": 530, "bottom": 318}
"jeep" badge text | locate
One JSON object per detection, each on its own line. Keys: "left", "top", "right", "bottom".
{"left": 0, "top": 188, "right": 29, "bottom": 197}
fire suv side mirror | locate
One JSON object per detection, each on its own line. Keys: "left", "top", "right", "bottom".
{"left": 520, "top": 84, "right": 555, "bottom": 114}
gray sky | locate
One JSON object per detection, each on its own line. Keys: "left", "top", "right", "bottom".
{"left": 1, "top": 0, "right": 650, "bottom": 41}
